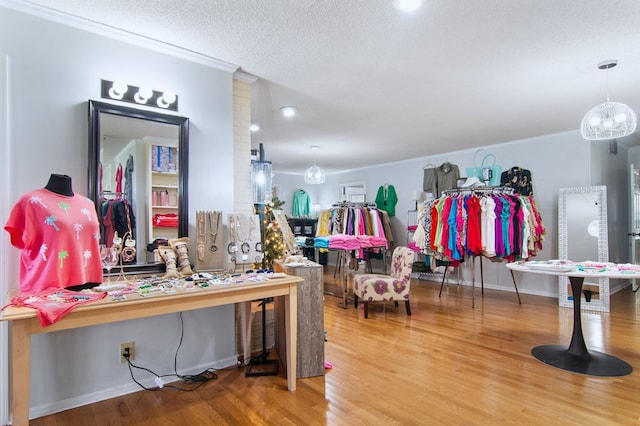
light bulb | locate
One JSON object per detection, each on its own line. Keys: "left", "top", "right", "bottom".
{"left": 280, "top": 106, "right": 297, "bottom": 118}
{"left": 392, "top": 0, "right": 424, "bottom": 12}
{"left": 108, "top": 81, "right": 128, "bottom": 100}
{"left": 157, "top": 91, "right": 176, "bottom": 108}
{"left": 134, "top": 86, "right": 153, "bottom": 104}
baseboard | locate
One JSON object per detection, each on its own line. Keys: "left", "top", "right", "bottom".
{"left": 29, "top": 355, "right": 238, "bottom": 420}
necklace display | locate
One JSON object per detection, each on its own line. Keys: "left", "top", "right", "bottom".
{"left": 226, "top": 213, "right": 263, "bottom": 267}
{"left": 208, "top": 211, "right": 220, "bottom": 252}
{"left": 236, "top": 215, "right": 251, "bottom": 257}
{"left": 227, "top": 215, "right": 238, "bottom": 255}
{"left": 196, "top": 211, "right": 206, "bottom": 261}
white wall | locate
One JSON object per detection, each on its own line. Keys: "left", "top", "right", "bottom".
{"left": 0, "top": 5, "right": 240, "bottom": 421}
{"left": 592, "top": 140, "right": 632, "bottom": 264}
{"left": 274, "top": 131, "right": 630, "bottom": 298}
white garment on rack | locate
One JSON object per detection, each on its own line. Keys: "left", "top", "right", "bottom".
{"left": 413, "top": 203, "right": 427, "bottom": 249}
{"left": 480, "top": 196, "right": 496, "bottom": 257}
{"left": 520, "top": 198, "right": 531, "bottom": 258}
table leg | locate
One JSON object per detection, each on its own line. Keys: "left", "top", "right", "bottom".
{"left": 509, "top": 269, "right": 522, "bottom": 304}
{"left": 285, "top": 283, "right": 298, "bottom": 391}
{"left": 531, "top": 276, "right": 632, "bottom": 376}
{"left": 11, "top": 319, "right": 30, "bottom": 426}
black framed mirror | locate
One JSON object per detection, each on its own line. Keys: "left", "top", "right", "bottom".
{"left": 88, "top": 100, "right": 189, "bottom": 273}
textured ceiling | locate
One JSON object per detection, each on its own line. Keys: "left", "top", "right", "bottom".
{"left": 13, "top": 0, "right": 640, "bottom": 174}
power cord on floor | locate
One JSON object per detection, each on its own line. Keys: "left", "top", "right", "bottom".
{"left": 122, "top": 312, "right": 220, "bottom": 392}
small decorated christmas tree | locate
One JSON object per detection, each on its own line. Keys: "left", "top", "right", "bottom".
{"left": 254, "top": 197, "right": 286, "bottom": 269}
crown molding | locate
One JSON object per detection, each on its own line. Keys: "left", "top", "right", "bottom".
{"left": 233, "top": 70, "right": 258, "bottom": 84}
{"left": 0, "top": 0, "right": 239, "bottom": 73}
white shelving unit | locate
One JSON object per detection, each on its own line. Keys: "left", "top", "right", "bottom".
{"left": 147, "top": 142, "right": 179, "bottom": 245}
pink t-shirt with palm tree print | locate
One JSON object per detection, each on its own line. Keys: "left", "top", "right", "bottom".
{"left": 4, "top": 189, "right": 103, "bottom": 293}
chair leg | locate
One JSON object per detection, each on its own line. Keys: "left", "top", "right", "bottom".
{"left": 364, "top": 301, "right": 369, "bottom": 319}
{"left": 405, "top": 300, "right": 411, "bottom": 316}
{"left": 354, "top": 294, "right": 358, "bottom": 309}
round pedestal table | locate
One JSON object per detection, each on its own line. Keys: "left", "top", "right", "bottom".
{"left": 507, "top": 262, "right": 636, "bottom": 377}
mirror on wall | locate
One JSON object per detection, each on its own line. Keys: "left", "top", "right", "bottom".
{"left": 339, "top": 181, "right": 366, "bottom": 203}
{"left": 88, "top": 100, "right": 189, "bottom": 273}
{"left": 558, "top": 185, "right": 610, "bottom": 312}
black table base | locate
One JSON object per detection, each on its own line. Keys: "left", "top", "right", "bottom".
{"left": 532, "top": 344, "right": 632, "bottom": 376}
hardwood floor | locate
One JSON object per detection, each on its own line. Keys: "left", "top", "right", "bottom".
{"left": 31, "top": 271, "right": 640, "bottom": 425}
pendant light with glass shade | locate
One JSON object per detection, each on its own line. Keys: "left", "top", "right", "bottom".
{"left": 304, "top": 146, "right": 326, "bottom": 184}
{"left": 581, "top": 60, "right": 637, "bottom": 140}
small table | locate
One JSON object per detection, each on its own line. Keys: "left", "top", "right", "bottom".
{"left": 507, "top": 261, "right": 635, "bottom": 377}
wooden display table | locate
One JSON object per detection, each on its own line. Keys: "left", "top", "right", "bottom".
{"left": 274, "top": 260, "right": 325, "bottom": 378}
{"left": 1, "top": 275, "right": 302, "bottom": 426}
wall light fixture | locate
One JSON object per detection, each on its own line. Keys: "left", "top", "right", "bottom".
{"left": 101, "top": 80, "right": 178, "bottom": 111}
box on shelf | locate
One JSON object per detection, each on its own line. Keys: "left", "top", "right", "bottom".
{"left": 151, "top": 145, "right": 179, "bottom": 173}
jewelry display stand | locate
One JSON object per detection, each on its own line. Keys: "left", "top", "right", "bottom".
{"left": 112, "top": 232, "right": 133, "bottom": 284}
{"left": 196, "top": 210, "right": 222, "bottom": 270}
{"left": 227, "top": 214, "right": 264, "bottom": 269}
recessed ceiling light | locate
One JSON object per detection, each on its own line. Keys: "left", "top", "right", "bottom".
{"left": 280, "top": 106, "right": 297, "bottom": 118}
{"left": 250, "top": 124, "right": 260, "bottom": 132}
{"left": 392, "top": 0, "right": 424, "bottom": 12}
{"left": 311, "top": 145, "right": 319, "bottom": 150}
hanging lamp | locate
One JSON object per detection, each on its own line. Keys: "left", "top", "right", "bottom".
{"left": 581, "top": 60, "right": 637, "bottom": 141}
{"left": 304, "top": 146, "right": 326, "bottom": 184}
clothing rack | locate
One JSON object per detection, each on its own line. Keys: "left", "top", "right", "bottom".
{"left": 100, "top": 191, "right": 127, "bottom": 200}
{"left": 438, "top": 255, "right": 521, "bottom": 308}
{"left": 332, "top": 201, "right": 377, "bottom": 208}
{"left": 441, "top": 186, "right": 514, "bottom": 196}
{"left": 417, "top": 188, "right": 544, "bottom": 308}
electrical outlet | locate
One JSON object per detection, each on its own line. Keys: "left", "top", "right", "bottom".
{"left": 120, "top": 342, "right": 135, "bottom": 363}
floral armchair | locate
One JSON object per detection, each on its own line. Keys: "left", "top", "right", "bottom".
{"left": 353, "top": 246, "right": 414, "bottom": 318}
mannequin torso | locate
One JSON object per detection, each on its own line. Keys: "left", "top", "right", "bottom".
{"left": 45, "top": 174, "right": 74, "bottom": 196}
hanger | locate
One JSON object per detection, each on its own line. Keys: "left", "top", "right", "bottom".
{"left": 423, "top": 160, "right": 436, "bottom": 169}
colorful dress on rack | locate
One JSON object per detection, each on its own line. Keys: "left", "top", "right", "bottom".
{"left": 418, "top": 190, "right": 545, "bottom": 263}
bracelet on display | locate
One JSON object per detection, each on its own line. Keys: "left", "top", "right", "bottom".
{"left": 241, "top": 242, "right": 251, "bottom": 254}
{"left": 121, "top": 246, "right": 136, "bottom": 262}
{"left": 255, "top": 242, "right": 264, "bottom": 252}
{"left": 227, "top": 242, "right": 238, "bottom": 254}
